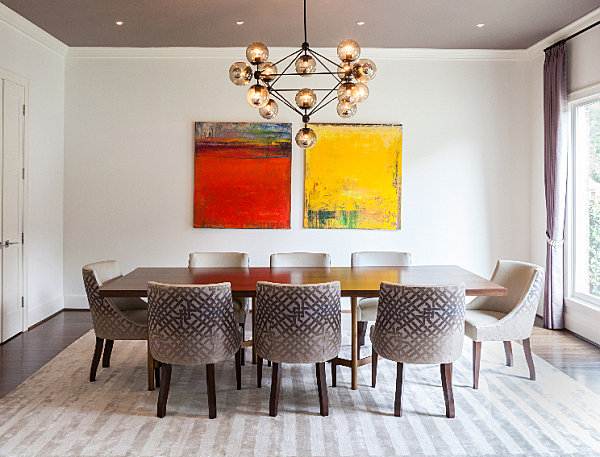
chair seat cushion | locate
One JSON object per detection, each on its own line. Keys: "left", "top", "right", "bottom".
{"left": 110, "top": 296, "right": 148, "bottom": 311}
{"left": 233, "top": 299, "right": 247, "bottom": 325}
{"left": 357, "top": 297, "right": 378, "bottom": 322}
{"left": 122, "top": 309, "right": 148, "bottom": 327}
{"left": 464, "top": 310, "right": 507, "bottom": 341}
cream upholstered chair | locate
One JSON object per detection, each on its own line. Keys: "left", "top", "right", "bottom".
{"left": 82, "top": 260, "right": 158, "bottom": 390}
{"left": 465, "top": 260, "right": 544, "bottom": 389}
{"left": 147, "top": 281, "right": 242, "bottom": 419}
{"left": 371, "top": 282, "right": 465, "bottom": 417}
{"left": 255, "top": 281, "right": 341, "bottom": 416}
{"left": 270, "top": 252, "right": 331, "bottom": 268}
{"left": 188, "top": 252, "right": 250, "bottom": 364}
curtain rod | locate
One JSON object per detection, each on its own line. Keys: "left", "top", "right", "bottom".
{"left": 544, "top": 19, "right": 600, "bottom": 52}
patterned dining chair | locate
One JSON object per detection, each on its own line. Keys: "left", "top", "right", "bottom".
{"left": 147, "top": 281, "right": 242, "bottom": 419}
{"left": 255, "top": 281, "right": 341, "bottom": 416}
{"left": 270, "top": 252, "right": 331, "bottom": 268}
{"left": 82, "top": 260, "right": 158, "bottom": 390}
{"left": 188, "top": 252, "right": 250, "bottom": 364}
{"left": 371, "top": 282, "right": 466, "bottom": 418}
{"left": 464, "top": 260, "right": 544, "bottom": 388}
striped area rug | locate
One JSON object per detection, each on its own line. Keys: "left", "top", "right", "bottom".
{"left": 0, "top": 330, "right": 599, "bottom": 457}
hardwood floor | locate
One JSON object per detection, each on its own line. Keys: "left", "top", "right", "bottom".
{"left": 0, "top": 311, "right": 599, "bottom": 399}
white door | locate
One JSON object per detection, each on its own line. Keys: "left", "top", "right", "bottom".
{"left": 1, "top": 78, "right": 25, "bottom": 343}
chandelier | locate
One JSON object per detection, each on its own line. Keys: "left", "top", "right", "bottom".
{"left": 228, "top": 0, "right": 377, "bottom": 149}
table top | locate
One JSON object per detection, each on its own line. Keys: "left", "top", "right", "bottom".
{"left": 99, "top": 265, "right": 506, "bottom": 298}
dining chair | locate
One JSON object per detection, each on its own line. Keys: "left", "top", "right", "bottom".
{"left": 188, "top": 251, "right": 250, "bottom": 364}
{"left": 464, "top": 260, "right": 544, "bottom": 389}
{"left": 147, "top": 281, "right": 242, "bottom": 419}
{"left": 270, "top": 252, "right": 331, "bottom": 268}
{"left": 255, "top": 281, "right": 341, "bottom": 416}
{"left": 82, "top": 260, "right": 158, "bottom": 391}
{"left": 371, "top": 282, "right": 465, "bottom": 418}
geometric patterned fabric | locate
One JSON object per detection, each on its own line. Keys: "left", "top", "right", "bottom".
{"left": 371, "top": 282, "right": 466, "bottom": 364}
{"left": 255, "top": 281, "right": 341, "bottom": 364}
{"left": 147, "top": 282, "right": 241, "bottom": 366}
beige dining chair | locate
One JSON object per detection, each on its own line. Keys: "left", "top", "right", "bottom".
{"left": 464, "top": 260, "right": 544, "bottom": 388}
{"left": 82, "top": 260, "right": 158, "bottom": 390}
{"left": 371, "top": 282, "right": 466, "bottom": 417}
{"left": 270, "top": 252, "right": 331, "bottom": 268}
{"left": 148, "top": 281, "right": 242, "bottom": 419}
{"left": 188, "top": 251, "right": 250, "bottom": 364}
{"left": 255, "top": 281, "right": 341, "bottom": 416}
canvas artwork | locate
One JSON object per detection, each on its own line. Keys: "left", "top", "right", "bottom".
{"left": 194, "top": 122, "right": 292, "bottom": 229}
{"left": 304, "top": 123, "right": 402, "bottom": 230}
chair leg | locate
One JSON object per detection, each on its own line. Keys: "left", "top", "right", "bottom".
{"left": 316, "top": 362, "right": 329, "bottom": 416}
{"left": 440, "top": 363, "right": 455, "bottom": 418}
{"left": 523, "top": 338, "right": 536, "bottom": 381}
{"left": 267, "top": 360, "right": 272, "bottom": 367}
{"left": 331, "top": 360, "right": 337, "bottom": 387}
{"left": 206, "top": 363, "right": 217, "bottom": 419}
{"left": 269, "top": 362, "right": 282, "bottom": 417}
{"left": 371, "top": 347, "right": 378, "bottom": 388}
{"left": 157, "top": 363, "right": 172, "bottom": 418}
{"left": 472, "top": 341, "right": 482, "bottom": 389}
{"left": 357, "top": 321, "right": 367, "bottom": 346}
{"left": 147, "top": 341, "right": 155, "bottom": 391}
{"left": 101, "top": 339, "right": 114, "bottom": 368}
{"left": 154, "top": 359, "right": 161, "bottom": 388}
{"left": 240, "top": 323, "right": 245, "bottom": 366}
{"left": 257, "top": 356, "right": 263, "bottom": 388}
{"left": 503, "top": 341, "right": 513, "bottom": 367}
{"left": 235, "top": 349, "right": 242, "bottom": 390}
{"left": 394, "top": 362, "right": 404, "bottom": 417}
{"left": 90, "top": 337, "right": 104, "bottom": 382}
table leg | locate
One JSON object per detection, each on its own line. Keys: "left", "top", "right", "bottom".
{"left": 252, "top": 297, "right": 257, "bottom": 364}
{"left": 351, "top": 296, "right": 358, "bottom": 390}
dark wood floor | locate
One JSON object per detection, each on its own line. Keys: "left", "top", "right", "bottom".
{"left": 1, "top": 311, "right": 599, "bottom": 398}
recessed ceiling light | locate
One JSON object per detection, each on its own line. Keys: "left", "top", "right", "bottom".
{"left": 476, "top": 23, "right": 485, "bottom": 28}
{"left": 236, "top": 21, "right": 244, "bottom": 25}
{"left": 115, "top": 21, "right": 124, "bottom": 26}
{"left": 356, "top": 21, "right": 365, "bottom": 26}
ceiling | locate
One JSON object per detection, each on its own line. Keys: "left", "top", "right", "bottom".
{"left": 2, "top": 0, "right": 600, "bottom": 49}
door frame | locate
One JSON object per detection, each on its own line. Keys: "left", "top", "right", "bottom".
{"left": 0, "top": 67, "right": 29, "bottom": 340}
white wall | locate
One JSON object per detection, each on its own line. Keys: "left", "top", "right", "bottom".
{"left": 0, "top": 5, "right": 66, "bottom": 325}
{"left": 63, "top": 49, "right": 533, "bottom": 306}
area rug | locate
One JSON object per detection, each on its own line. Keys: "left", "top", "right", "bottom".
{"left": 0, "top": 330, "right": 599, "bottom": 457}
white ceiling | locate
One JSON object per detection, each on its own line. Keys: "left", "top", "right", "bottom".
{"left": 1, "top": 0, "right": 599, "bottom": 49}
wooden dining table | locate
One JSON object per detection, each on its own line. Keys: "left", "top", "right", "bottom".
{"left": 99, "top": 265, "right": 506, "bottom": 390}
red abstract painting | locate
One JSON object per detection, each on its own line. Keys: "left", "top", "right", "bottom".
{"left": 194, "top": 122, "right": 292, "bottom": 229}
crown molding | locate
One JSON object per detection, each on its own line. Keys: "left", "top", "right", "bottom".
{"left": 526, "top": 6, "right": 600, "bottom": 58}
{"left": 0, "top": 2, "right": 68, "bottom": 57}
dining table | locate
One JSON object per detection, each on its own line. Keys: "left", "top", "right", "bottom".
{"left": 99, "top": 265, "right": 506, "bottom": 390}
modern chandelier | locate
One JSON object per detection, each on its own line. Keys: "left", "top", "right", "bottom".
{"left": 228, "top": 0, "right": 377, "bottom": 149}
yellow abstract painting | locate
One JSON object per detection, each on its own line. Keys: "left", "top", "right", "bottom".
{"left": 304, "top": 123, "right": 402, "bottom": 230}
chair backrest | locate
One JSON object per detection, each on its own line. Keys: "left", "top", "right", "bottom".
{"left": 351, "top": 251, "right": 411, "bottom": 267}
{"left": 255, "top": 281, "right": 341, "bottom": 364}
{"left": 371, "top": 282, "right": 466, "bottom": 364}
{"left": 188, "top": 252, "right": 249, "bottom": 268}
{"left": 147, "top": 281, "right": 240, "bottom": 366}
{"left": 270, "top": 252, "right": 330, "bottom": 268}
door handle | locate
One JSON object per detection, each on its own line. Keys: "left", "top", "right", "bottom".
{"left": 3, "top": 240, "right": 19, "bottom": 247}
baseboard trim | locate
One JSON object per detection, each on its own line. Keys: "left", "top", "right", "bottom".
{"left": 64, "top": 295, "right": 89, "bottom": 309}
{"left": 27, "top": 295, "right": 63, "bottom": 328}
{"left": 28, "top": 309, "right": 63, "bottom": 330}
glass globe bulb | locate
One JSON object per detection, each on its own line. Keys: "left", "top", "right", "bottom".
{"left": 258, "top": 62, "right": 277, "bottom": 82}
{"left": 246, "top": 84, "right": 270, "bottom": 108}
{"left": 229, "top": 62, "right": 253, "bottom": 86}
{"left": 336, "top": 62, "right": 353, "bottom": 80}
{"left": 259, "top": 99, "right": 279, "bottom": 119}
{"left": 352, "top": 59, "right": 377, "bottom": 82}
{"left": 295, "top": 55, "right": 316, "bottom": 77}
{"left": 295, "top": 127, "right": 317, "bottom": 149}
{"left": 295, "top": 88, "right": 317, "bottom": 109}
{"left": 337, "top": 39, "right": 361, "bottom": 62}
{"left": 337, "top": 82, "right": 359, "bottom": 104}
{"left": 337, "top": 101, "right": 357, "bottom": 119}
{"left": 246, "top": 42, "right": 269, "bottom": 65}
{"left": 355, "top": 82, "right": 369, "bottom": 102}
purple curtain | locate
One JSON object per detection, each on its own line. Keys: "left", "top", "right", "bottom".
{"left": 543, "top": 43, "right": 568, "bottom": 330}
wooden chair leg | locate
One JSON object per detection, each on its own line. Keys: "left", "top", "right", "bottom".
{"left": 267, "top": 360, "right": 271, "bottom": 367}
{"left": 157, "top": 363, "right": 172, "bottom": 418}
{"left": 503, "top": 341, "right": 513, "bottom": 367}
{"left": 357, "top": 321, "right": 367, "bottom": 346}
{"left": 473, "top": 341, "right": 482, "bottom": 389}
{"left": 523, "top": 338, "right": 536, "bottom": 381}
{"left": 269, "top": 362, "right": 282, "bottom": 417}
{"left": 331, "top": 360, "right": 337, "bottom": 387}
{"left": 154, "top": 359, "right": 160, "bottom": 388}
{"left": 441, "top": 363, "right": 455, "bottom": 418}
{"left": 257, "top": 356, "right": 263, "bottom": 388}
{"left": 101, "top": 339, "right": 114, "bottom": 368}
{"left": 235, "top": 349, "right": 242, "bottom": 390}
{"left": 147, "top": 341, "right": 155, "bottom": 391}
{"left": 240, "top": 323, "right": 245, "bottom": 366}
{"left": 316, "top": 362, "right": 329, "bottom": 416}
{"left": 90, "top": 337, "right": 104, "bottom": 382}
{"left": 371, "top": 347, "right": 378, "bottom": 388}
{"left": 206, "top": 363, "right": 217, "bottom": 419}
{"left": 394, "top": 362, "right": 404, "bottom": 417}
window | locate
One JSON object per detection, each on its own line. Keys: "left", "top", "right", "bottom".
{"left": 570, "top": 94, "right": 600, "bottom": 306}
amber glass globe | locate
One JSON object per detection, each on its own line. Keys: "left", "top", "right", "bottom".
{"left": 337, "top": 39, "right": 361, "bottom": 62}
{"left": 246, "top": 84, "right": 269, "bottom": 108}
{"left": 352, "top": 59, "right": 377, "bottom": 82}
{"left": 336, "top": 62, "right": 353, "bottom": 79}
{"left": 295, "top": 88, "right": 317, "bottom": 109}
{"left": 259, "top": 99, "right": 278, "bottom": 119}
{"left": 258, "top": 62, "right": 277, "bottom": 82}
{"left": 295, "top": 127, "right": 317, "bottom": 149}
{"left": 229, "top": 62, "right": 253, "bottom": 86}
{"left": 337, "top": 101, "right": 357, "bottom": 118}
{"left": 337, "top": 82, "right": 359, "bottom": 104}
{"left": 295, "top": 55, "right": 316, "bottom": 76}
{"left": 246, "top": 42, "right": 269, "bottom": 65}
{"left": 355, "top": 82, "right": 369, "bottom": 102}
